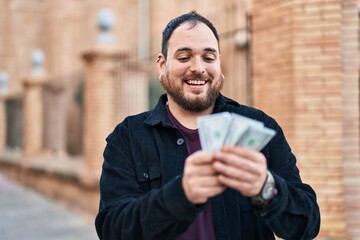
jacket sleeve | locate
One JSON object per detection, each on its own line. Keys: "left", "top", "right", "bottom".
{"left": 95, "top": 122, "right": 202, "bottom": 240}
{"left": 255, "top": 116, "right": 321, "bottom": 239}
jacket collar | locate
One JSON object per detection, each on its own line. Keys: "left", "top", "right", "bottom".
{"left": 144, "top": 93, "right": 233, "bottom": 127}
{"left": 144, "top": 94, "right": 172, "bottom": 127}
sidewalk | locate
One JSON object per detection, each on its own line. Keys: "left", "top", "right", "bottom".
{"left": 0, "top": 174, "right": 98, "bottom": 240}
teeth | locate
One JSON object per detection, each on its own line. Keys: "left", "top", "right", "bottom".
{"left": 187, "top": 80, "right": 206, "bottom": 85}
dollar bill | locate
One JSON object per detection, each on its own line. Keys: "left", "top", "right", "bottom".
{"left": 197, "top": 112, "right": 233, "bottom": 152}
{"left": 235, "top": 125, "right": 276, "bottom": 151}
{"left": 197, "top": 112, "right": 276, "bottom": 152}
{"left": 225, "top": 113, "right": 264, "bottom": 146}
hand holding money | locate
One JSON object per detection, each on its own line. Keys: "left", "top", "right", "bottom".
{"left": 212, "top": 146, "right": 268, "bottom": 197}
{"left": 196, "top": 112, "right": 274, "bottom": 197}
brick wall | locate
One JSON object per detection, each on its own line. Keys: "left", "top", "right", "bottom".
{"left": 252, "top": 0, "right": 295, "bottom": 132}
{"left": 252, "top": 0, "right": 360, "bottom": 238}
{"left": 341, "top": 0, "right": 360, "bottom": 238}
{"left": 293, "top": 1, "right": 345, "bottom": 237}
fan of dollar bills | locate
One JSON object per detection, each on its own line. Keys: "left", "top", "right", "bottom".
{"left": 197, "top": 112, "right": 276, "bottom": 152}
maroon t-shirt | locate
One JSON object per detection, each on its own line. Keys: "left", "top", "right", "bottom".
{"left": 166, "top": 106, "right": 216, "bottom": 240}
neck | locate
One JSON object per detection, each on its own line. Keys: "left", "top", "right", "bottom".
{"left": 166, "top": 97, "right": 214, "bottom": 130}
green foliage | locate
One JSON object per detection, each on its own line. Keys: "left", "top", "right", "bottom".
{"left": 75, "top": 80, "right": 84, "bottom": 111}
{"left": 148, "top": 78, "right": 164, "bottom": 109}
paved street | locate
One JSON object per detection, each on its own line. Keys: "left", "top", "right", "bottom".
{"left": 0, "top": 174, "right": 98, "bottom": 240}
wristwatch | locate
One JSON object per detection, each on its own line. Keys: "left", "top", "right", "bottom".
{"left": 251, "top": 170, "right": 278, "bottom": 206}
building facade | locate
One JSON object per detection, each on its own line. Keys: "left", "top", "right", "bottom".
{"left": 0, "top": 0, "right": 359, "bottom": 239}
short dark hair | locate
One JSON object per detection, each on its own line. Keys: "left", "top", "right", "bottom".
{"left": 161, "top": 11, "right": 220, "bottom": 59}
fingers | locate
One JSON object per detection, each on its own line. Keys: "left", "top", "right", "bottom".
{"left": 216, "top": 172, "right": 264, "bottom": 197}
{"left": 220, "top": 146, "right": 267, "bottom": 165}
{"left": 213, "top": 147, "right": 266, "bottom": 177}
{"left": 213, "top": 160, "right": 259, "bottom": 183}
{"left": 183, "top": 176, "right": 225, "bottom": 203}
{"left": 182, "top": 147, "right": 268, "bottom": 203}
{"left": 184, "top": 151, "right": 217, "bottom": 176}
{"left": 212, "top": 146, "right": 268, "bottom": 197}
{"left": 186, "top": 151, "right": 215, "bottom": 165}
{"left": 182, "top": 151, "right": 225, "bottom": 204}
{"left": 217, "top": 174, "right": 258, "bottom": 196}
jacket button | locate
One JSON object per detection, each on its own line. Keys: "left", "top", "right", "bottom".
{"left": 143, "top": 172, "right": 149, "bottom": 179}
{"left": 177, "top": 138, "right": 184, "bottom": 145}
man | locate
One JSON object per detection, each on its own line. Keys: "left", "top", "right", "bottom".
{"left": 95, "top": 11, "right": 320, "bottom": 240}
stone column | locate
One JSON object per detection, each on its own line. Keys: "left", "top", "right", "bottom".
{"left": 81, "top": 8, "right": 126, "bottom": 185}
{"left": 81, "top": 46, "right": 127, "bottom": 185}
{"left": 23, "top": 50, "right": 48, "bottom": 158}
{"left": 23, "top": 75, "right": 48, "bottom": 158}
{"left": 81, "top": 8, "right": 149, "bottom": 185}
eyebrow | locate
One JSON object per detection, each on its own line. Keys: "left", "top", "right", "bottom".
{"left": 175, "top": 47, "right": 218, "bottom": 54}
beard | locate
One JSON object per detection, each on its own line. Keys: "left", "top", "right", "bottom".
{"left": 160, "top": 71, "right": 223, "bottom": 112}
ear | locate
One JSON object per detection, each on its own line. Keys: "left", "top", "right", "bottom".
{"left": 157, "top": 53, "right": 166, "bottom": 76}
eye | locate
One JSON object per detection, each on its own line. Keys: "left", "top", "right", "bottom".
{"left": 203, "top": 56, "right": 215, "bottom": 63}
{"left": 176, "top": 53, "right": 191, "bottom": 62}
{"left": 178, "top": 57, "right": 190, "bottom": 62}
{"left": 203, "top": 53, "right": 216, "bottom": 63}
{"left": 204, "top": 57, "right": 215, "bottom": 62}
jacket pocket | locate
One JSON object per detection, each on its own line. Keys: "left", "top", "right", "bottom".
{"left": 135, "top": 163, "right": 162, "bottom": 191}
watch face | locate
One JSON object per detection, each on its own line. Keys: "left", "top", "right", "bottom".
{"left": 262, "top": 185, "right": 275, "bottom": 200}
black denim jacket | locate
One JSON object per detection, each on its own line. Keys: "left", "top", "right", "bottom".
{"left": 95, "top": 94, "right": 320, "bottom": 240}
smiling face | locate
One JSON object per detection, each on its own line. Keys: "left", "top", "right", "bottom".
{"left": 157, "top": 21, "right": 223, "bottom": 112}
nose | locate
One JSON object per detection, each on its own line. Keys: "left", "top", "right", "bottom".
{"left": 189, "top": 56, "right": 205, "bottom": 73}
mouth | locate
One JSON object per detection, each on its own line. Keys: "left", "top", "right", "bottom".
{"left": 185, "top": 79, "right": 207, "bottom": 86}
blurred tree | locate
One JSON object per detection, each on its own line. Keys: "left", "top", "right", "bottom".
{"left": 148, "top": 78, "right": 164, "bottom": 109}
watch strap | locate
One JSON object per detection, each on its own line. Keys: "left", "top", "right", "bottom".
{"left": 251, "top": 170, "right": 277, "bottom": 206}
